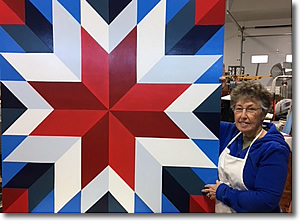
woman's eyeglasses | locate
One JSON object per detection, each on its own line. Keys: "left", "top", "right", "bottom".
{"left": 234, "top": 107, "right": 261, "bottom": 114}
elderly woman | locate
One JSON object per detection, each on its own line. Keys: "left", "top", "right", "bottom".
{"left": 202, "top": 80, "right": 290, "bottom": 213}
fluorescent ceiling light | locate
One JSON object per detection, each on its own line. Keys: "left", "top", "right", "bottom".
{"left": 251, "top": 55, "right": 269, "bottom": 64}
{"left": 286, "top": 54, "right": 292, "bottom": 62}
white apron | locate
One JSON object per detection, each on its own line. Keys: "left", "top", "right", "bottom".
{"left": 215, "top": 129, "right": 263, "bottom": 213}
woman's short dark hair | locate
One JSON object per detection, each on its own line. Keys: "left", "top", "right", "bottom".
{"left": 230, "top": 80, "right": 272, "bottom": 114}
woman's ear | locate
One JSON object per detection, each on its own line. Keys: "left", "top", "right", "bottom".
{"left": 261, "top": 111, "right": 267, "bottom": 122}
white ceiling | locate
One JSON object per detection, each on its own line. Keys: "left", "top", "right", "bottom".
{"left": 225, "top": 0, "right": 292, "bottom": 23}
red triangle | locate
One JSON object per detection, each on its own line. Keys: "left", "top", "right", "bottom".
{"left": 109, "top": 113, "right": 135, "bottom": 190}
{"left": 190, "top": 195, "right": 215, "bottom": 213}
{"left": 81, "top": 113, "right": 110, "bottom": 188}
{"left": 82, "top": 28, "right": 109, "bottom": 108}
{"left": 0, "top": 0, "right": 25, "bottom": 25}
{"left": 195, "top": 0, "right": 225, "bottom": 25}
{"left": 2, "top": 188, "right": 28, "bottom": 213}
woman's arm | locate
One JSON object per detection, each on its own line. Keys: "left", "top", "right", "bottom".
{"left": 215, "top": 144, "right": 289, "bottom": 212}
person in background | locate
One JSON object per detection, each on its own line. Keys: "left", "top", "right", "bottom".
{"left": 202, "top": 80, "right": 290, "bottom": 213}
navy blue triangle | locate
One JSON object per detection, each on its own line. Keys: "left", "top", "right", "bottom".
{"left": 86, "top": 0, "right": 109, "bottom": 23}
{"left": 25, "top": 0, "right": 53, "bottom": 52}
{"left": 87, "top": 0, "right": 131, "bottom": 24}
{"left": 166, "top": 25, "right": 223, "bottom": 55}
{"left": 1, "top": 25, "right": 52, "bottom": 53}
{"left": 193, "top": 85, "right": 221, "bottom": 138}
{"left": 108, "top": 0, "right": 132, "bottom": 24}
{"left": 1, "top": 84, "right": 27, "bottom": 133}
{"left": 1, "top": 108, "right": 27, "bottom": 134}
{"left": 162, "top": 167, "right": 206, "bottom": 212}
{"left": 1, "top": 84, "right": 27, "bottom": 109}
{"left": 194, "top": 112, "right": 220, "bottom": 138}
{"left": 32, "top": 190, "right": 54, "bottom": 213}
{"left": 166, "top": 0, "right": 189, "bottom": 24}
{"left": 165, "top": 0, "right": 195, "bottom": 54}
{"left": 0, "top": 26, "right": 25, "bottom": 53}
{"left": 86, "top": 192, "right": 127, "bottom": 213}
{"left": 196, "top": 26, "right": 225, "bottom": 55}
{"left": 29, "top": 0, "right": 53, "bottom": 24}
{"left": 162, "top": 194, "right": 180, "bottom": 213}
{"left": 194, "top": 85, "right": 221, "bottom": 113}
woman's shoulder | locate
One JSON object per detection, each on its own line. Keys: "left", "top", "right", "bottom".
{"left": 220, "top": 121, "right": 235, "bottom": 129}
{"left": 219, "top": 121, "right": 239, "bottom": 146}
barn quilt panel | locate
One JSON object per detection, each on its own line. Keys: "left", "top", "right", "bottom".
{"left": 0, "top": 0, "right": 225, "bottom": 213}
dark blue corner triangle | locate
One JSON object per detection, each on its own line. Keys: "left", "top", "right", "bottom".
{"left": 166, "top": 25, "right": 223, "bottom": 55}
{"left": 86, "top": 0, "right": 109, "bottom": 23}
{"left": 1, "top": 25, "right": 52, "bottom": 53}
{"left": 108, "top": 192, "right": 127, "bottom": 213}
{"left": 166, "top": 0, "right": 189, "bottom": 24}
{"left": 162, "top": 194, "right": 180, "bottom": 213}
{"left": 194, "top": 112, "right": 220, "bottom": 138}
{"left": 162, "top": 167, "right": 206, "bottom": 212}
{"left": 1, "top": 84, "right": 27, "bottom": 109}
{"left": 0, "top": 55, "right": 25, "bottom": 81}
{"left": 193, "top": 84, "right": 221, "bottom": 138}
{"left": 195, "top": 57, "right": 223, "bottom": 84}
{"left": 86, "top": 191, "right": 109, "bottom": 212}
{"left": 109, "top": 0, "right": 132, "bottom": 24}
{"left": 32, "top": 190, "right": 55, "bottom": 213}
{"left": 165, "top": 0, "right": 195, "bottom": 54}
{"left": 135, "top": 194, "right": 153, "bottom": 213}
{"left": 58, "top": 192, "right": 81, "bottom": 213}
{"left": 25, "top": 0, "right": 53, "bottom": 52}
{"left": 196, "top": 26, "right": 225, "bottom": 55}
{"left": 194, "top": 85, "right": 222, "bottom": 113}
{"left": 2, "top": 162, "right": 27, "bottom": 187}
{"left": 1, "top": 84, "right": 27, "bottom": 133}
{"left": 1, "top": 108, "right": 27, "bottom": 134}
{"left": 29, "top": 0, "right": 53, "bottom": 24}
{"left": 0, "top": 27, "right": 25, "bottom": 53}
{"left": 86, "top": 192, "right": 127, "bottom": 213}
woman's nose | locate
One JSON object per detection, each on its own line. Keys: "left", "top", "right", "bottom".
{"left": 240, "top": 109, "right": 248, "bottom": 118}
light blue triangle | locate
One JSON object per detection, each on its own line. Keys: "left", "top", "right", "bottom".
{"left": 0, "top": 55, "right": 25, "bottom": 81}
{"left": 137, "top": 0, "right": 160, "bottom": 24}
{"left": 32, "top": 190, "right": 54, "bottom": 213}
{"left": 195, "top": 56, "right": 223, "bottom": 83}
{"left": 162, "top": 194, "right": 180, "bottom": 213}
{"left": 58, "top": 191, "right": 81, "bottom": 213}
{"left": 191, "top": 168, "right": 218, "bottom": 185}
{"left": 0, "top": 27, "right": 25, "bottom": 53}
{"left": 134, "top": 194, "right": 153, "bottom": 213}
{"left": 58, "top": 0, "right": 81, "bottom": 23}
{"left": 193, "top": 139, "right": 219, "bottom": 166}
{"left": 196, "top": 26, "right": 224, "bottom": 55}
{"left": 29, "top": 0, "right": 52, "bottom": 24}
{"left": 2, "top": 162, "right": 27, "bottom": 187}
{"left": 166, "top": 0, "right": 189, "bottom": 23}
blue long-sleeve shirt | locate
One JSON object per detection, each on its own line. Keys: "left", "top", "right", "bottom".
{"left": 216, "top": 122, "right": 290, "bottom": 212}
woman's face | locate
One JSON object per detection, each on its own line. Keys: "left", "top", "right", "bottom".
{"left": 233, "top": 98, "right": 265, "bottom": 138}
